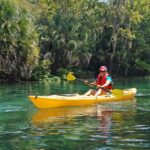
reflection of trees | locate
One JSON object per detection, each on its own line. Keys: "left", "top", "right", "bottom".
{"left": 95, "top": 100, "right": 137, "bottom": 143}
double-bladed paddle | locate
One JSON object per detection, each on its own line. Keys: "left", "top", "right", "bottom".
{"left": 66, "top": 72, "right": 124, "bottom": 97}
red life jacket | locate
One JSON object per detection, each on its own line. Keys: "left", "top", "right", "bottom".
{"left": 96, "top": 73, "right": 113, "bottom": 90}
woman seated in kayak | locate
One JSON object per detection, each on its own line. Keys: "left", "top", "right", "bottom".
{"left": 84, "top": 66, "right": 113, "bottom": 96}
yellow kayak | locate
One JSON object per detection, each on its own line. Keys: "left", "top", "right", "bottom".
{"left": 28, "top": 88, "right": 137, "bottom": 109}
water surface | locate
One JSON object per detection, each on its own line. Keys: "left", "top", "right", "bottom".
{"left": 0, "top": 78, "right": 150, "bottom": 150}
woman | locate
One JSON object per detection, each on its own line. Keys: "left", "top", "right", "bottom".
{"left": 84, "top": 66, "right": 113, "bottom": 96}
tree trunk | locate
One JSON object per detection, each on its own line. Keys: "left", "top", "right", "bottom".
{"left": 124, "top": 67, "right": 128, "bottom": 77}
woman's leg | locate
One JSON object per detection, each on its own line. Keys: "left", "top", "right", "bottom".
{"left": 95, "top": 89, "right": 108, "bottom": 96}
{"left": 84, "top": 89, "right": 96, "bottom": 96}
{"left": 95, "top": 88, "right": 102, "bottom": 96}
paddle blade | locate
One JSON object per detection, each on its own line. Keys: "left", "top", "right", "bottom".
{"left": 111, "top": 89, "right": 124, "bottom": 97}
{"left": 66, "top": 72, "right": 76, "bottom": 81}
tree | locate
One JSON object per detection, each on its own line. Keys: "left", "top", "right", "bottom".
{"left": 0, "top": 0, "right": 39, "bottom": 81}
{"left": 37, "top": 0, "right": 104, "bottom": 74}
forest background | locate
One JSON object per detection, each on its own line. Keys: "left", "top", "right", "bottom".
{"left": 0, "top": 0, "right": 149, "bottom": 82}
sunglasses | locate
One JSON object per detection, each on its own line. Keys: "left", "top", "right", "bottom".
{"left": 100, "top": 70, "right": 106, "bottom": 72}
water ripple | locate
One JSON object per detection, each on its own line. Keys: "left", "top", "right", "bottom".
{"left": 134, "top": 125, "right": 150, "bottom": 130}
{"left": 137, "top": 107, "right": 150, "bottom": 112}
{"left": 0, "top": 106, "right": 27, "bottom": 113}
{"left": 136, "top": 93, "right": 150, "bottom": 97}
{"left": 121, "top": 138, "right": 146, "bottom": 142}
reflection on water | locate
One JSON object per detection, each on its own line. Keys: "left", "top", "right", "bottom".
{"left": 0, "top": 78, "right": 150, "bottom": 150}
{"left": 29, "top": 100, "right": 139, "bottom": 149}
{"left": 32, "top": 100, "right": 137, "bottom": 126}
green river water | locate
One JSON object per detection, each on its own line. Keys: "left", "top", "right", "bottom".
{"left": 0, "top": 77, "right": 150, "bottom": 150}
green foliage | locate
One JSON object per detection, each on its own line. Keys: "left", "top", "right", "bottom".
{"left": 136, "top": 61, "right": 150, "bottom": 72}
{"left": 36, "top": 0, "right": 105, "bottom": 74}
{"left": 73, "top": 69, "right": 94, "bottom": 79}
{"left": 68, "top": 40, "right": 77, "bottom": 51}
{"left": 0, "top": 0, "right": 150, "bottom": 82}
{"left": 57, "top": 68, "right": 68, "bottom": 77}
{"left": 0, "top": 0, "right": 39, "bottom": 81}
{"left": 31, "top": 59, "right": 52, "bottom": 80}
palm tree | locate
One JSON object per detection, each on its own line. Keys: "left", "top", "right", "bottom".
{"left": 0, "top": 0, "right": 39, "bottom": 81}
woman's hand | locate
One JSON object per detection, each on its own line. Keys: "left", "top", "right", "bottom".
{"left": 83, "top": 80, "right": 89, "bottom": 84}
{"left": 97, "top": 85, "right": 102, "bottom": 88}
